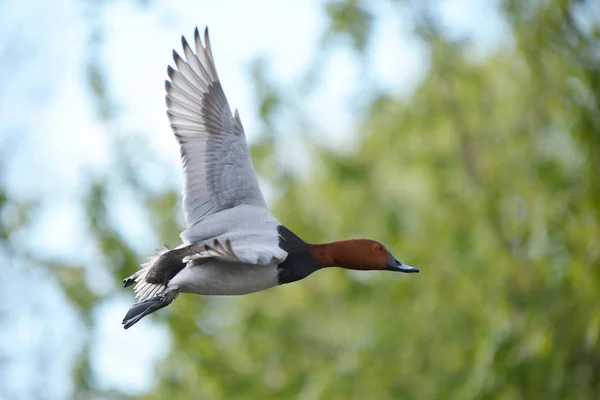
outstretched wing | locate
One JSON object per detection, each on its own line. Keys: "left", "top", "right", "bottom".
{"left": 166, "top": 27, "right": 268, "bottom": 228}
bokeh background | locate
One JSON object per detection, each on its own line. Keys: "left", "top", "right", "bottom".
{"left": 2, "top": 0, "right": 599, "bottom": 399}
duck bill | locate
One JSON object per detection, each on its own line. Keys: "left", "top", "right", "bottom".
{"left": 385, "top": 253, "right": 419, "bottom": 273}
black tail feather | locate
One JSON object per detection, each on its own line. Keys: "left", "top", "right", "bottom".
{"left": 123, "top": 272, "right": 139, "bottom": 288}
{"left": 122, "top": 291, "right": 178, "bottom": 329}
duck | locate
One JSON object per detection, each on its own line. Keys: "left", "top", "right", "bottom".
{"left": 122, "top": 27, "right": 419, "bottom": 329}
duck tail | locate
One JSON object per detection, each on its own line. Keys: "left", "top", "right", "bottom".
{"left": 122, "top": 290, "right": 178, "bottom": 329}
{"left": 123, "top": 244, "right": 170, "bottom": 289}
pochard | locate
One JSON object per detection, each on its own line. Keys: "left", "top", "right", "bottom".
{"left": 122, "top": 27, "right": 418, "bottom": 329}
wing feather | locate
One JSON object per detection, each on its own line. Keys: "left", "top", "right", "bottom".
{"left": 166, "top": 27, "right": 268, "bottom": 228}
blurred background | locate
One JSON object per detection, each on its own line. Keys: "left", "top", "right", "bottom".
{"left": 1, "top": 0, "right": 599, "bottom": 399}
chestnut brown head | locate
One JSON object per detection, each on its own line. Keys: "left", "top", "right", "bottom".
{"left": 311, "top": 239, "right": 418, "bottom": 273}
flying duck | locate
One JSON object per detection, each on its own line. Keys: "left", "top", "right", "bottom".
{"left": 122, "top": 27, "right": 418, "bottom": 329}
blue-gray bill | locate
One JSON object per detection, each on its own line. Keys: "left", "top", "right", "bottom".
{"left": 386, "top": 253, "right": 419, "bottom": 273}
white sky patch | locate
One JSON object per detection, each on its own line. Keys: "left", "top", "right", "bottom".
{"left": 22, "top": 198, "right": 85, "bottom": 259}
{"left": 90, "top": 296, "right": 171, "bottom": 395}
{"left": 370, "top": 5, "right": 430, "bottom": 98}
{"left": 1, "top": 0, "right": 103, "bottom": 202}
{"left": 0, "top": 261, "right": 83, "bottom": 400}
{"left": 304, "top": 46, "right": 361, "bottom": 150}
{"left": 438, "top": 0, "right": 511, "bottom": 57}
{"left": 107, "top": 181, "right": 160, "bottom": 254}
{"left": 36, "top": 78, "right": 111, "bottom": 196}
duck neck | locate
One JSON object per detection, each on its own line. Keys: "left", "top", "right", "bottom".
{"left": 309, "top": 241, "right": 349, "bottom": 268}
{"left": 310, "top": 240, "right": 381, "bottom": 271}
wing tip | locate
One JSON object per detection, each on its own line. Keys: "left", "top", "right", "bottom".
{"left": 194, "top": 27, "right": 202, "bottom": 51}
{"left": 189, "top": 26, "right": 211, "bottom": 53}
{"left": 172, "top": 49, "right": 183, "bottom": 64}
{"left": 181, "top": 35, "right": 191, "bottom": 54}
{"left": 167, "top": 65, "right": 176, "bottom": 80}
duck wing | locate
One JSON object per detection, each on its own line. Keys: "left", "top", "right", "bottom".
{"left": 182, "top": 230, "right": 288, "bottom": 265}
{"left": 166, "top": 27, "right": 268, "bottom": 228}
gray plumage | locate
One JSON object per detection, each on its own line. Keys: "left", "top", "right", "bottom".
{"left": 123, "top": 28, "right": 288, "bottom": 329}
{"left": 165, "top": 27, "right": 268, "bottom": 229}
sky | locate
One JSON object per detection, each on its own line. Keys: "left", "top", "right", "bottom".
{"left": 0, "top": 0, "right": 508, "bottom": 397}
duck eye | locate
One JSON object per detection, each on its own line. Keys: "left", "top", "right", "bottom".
{"left": 372, "top": 243, "right": 383, "bottom": 252}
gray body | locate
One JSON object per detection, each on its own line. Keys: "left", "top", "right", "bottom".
{"left": 169, "top": 259, "right": 279, "bottom": 296}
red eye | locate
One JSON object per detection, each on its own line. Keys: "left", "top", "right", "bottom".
{"left": 373, "top": 243, "right": 383, "bottom": 251}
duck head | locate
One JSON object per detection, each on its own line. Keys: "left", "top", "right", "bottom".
{"left": 311, "top": 239, "right": 418, "bottom": 273}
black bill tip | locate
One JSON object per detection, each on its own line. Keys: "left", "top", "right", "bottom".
{"left": 385, "top": 254, "right": 419, "bottom": 273}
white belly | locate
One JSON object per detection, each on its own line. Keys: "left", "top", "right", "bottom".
{"left": 167, "top": 260, "right": 279, "bottom": 296}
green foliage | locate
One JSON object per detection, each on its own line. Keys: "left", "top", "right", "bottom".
{"left": 325, "top": 0, "right": 373, "bottom": 53}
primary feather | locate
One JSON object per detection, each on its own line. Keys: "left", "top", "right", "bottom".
{"left": 166, "top": 27, "right": 268, "bottom": 229}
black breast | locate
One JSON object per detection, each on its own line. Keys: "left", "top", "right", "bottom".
{"left": 277, "top": 225, "right": 322, "bottom": 285}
